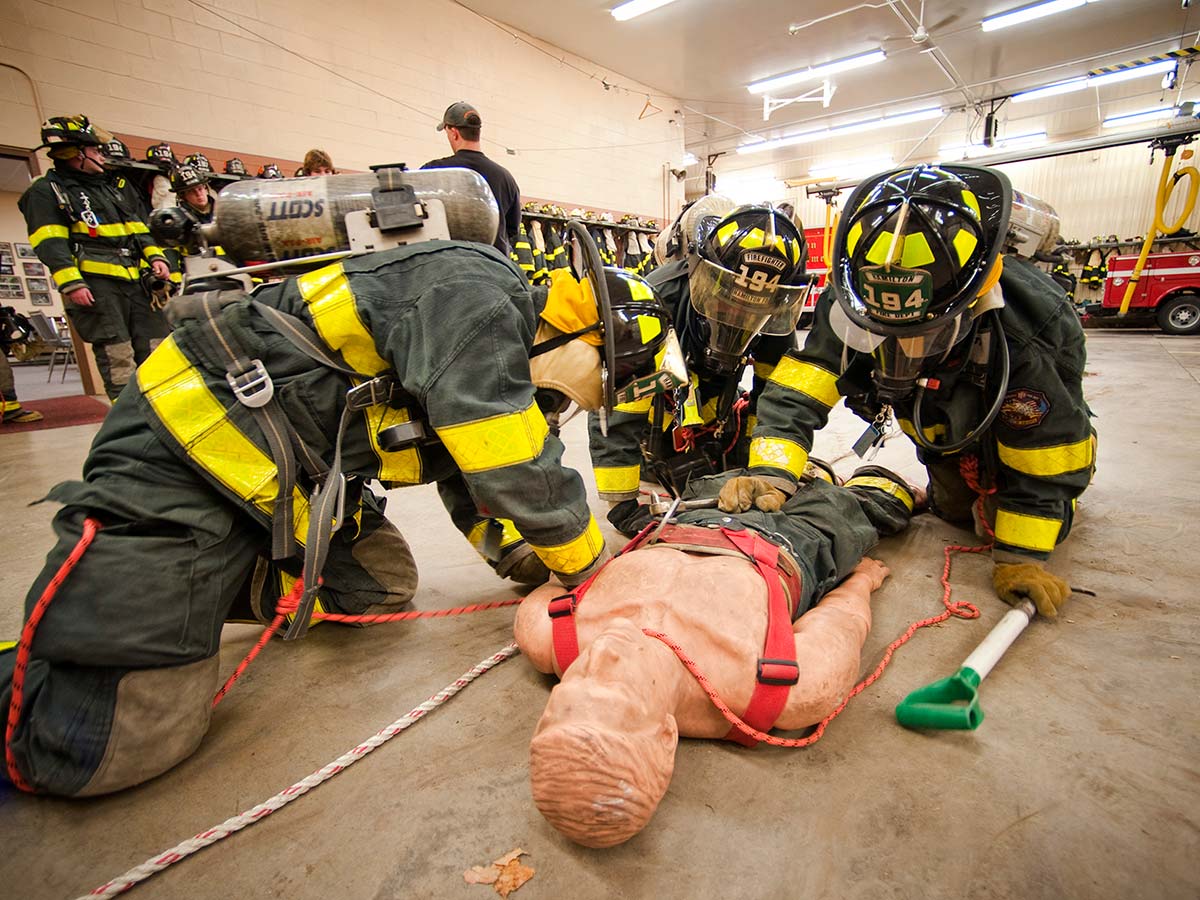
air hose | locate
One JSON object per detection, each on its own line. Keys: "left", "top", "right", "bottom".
{"left": 1119, "top": 142, "right": 1200, "bottom": 315}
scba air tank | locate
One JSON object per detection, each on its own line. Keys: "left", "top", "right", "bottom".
{"left": 212, "top": 168, "right": 500, "bottom": 262}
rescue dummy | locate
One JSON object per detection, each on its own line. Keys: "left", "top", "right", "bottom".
{"left": 720, "top": 164, "right": 1095, "bottom": 618}
{"left": 588, "top": 201, "right": 812, "bottom": 535}
{"left": 515, "top": 466, "right": 919, "bottom": 847}
{"left": 0, "top": 236, "right": 675, "bottom": 797}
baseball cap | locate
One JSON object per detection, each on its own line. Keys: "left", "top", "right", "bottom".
{"left": 436, "top": 101, "right": 482, "bottom": 131}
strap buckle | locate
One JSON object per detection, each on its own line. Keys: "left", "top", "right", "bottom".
{"left": 757, "top": 657, "right": 799, "bottom": 686}
{"left": 345, "top": 375, "right": 395, "bottom": 410}
{"left": 547, "top": 594, "right": 577, "bottom": 619}
{"left": 226, "top": 358, "right": 274, "bottom": 408}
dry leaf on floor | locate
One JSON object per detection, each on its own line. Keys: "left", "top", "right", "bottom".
{"left": 463, "top": 865, "right": 499, "bottom": 885}
{"left": 492, "top": 848, "right": 526, "bottom": 867}
{"left": 493, "top": 859, "right": 535, "bottom": 898}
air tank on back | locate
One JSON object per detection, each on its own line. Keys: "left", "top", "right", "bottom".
{"left": 209, "top": 168, "right": 500, "bottom": 263}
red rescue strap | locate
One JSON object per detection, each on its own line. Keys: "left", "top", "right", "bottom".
{"left": 548, "top": 522, "right": 801, "bottom": 747}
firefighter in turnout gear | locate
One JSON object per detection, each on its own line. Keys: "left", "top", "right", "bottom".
{"left": 589, "top": 202, "right": 811, "bottom": 536}
{"left": 18, "top": 115, "right": 172, "bottom": 400}
{"left": 719, "top": 164, "right": 1095, "bottom": 618}
{"left": 0, "top": 233, "right": 676, "bottom": 796}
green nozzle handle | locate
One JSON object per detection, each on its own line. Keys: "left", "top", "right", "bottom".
{"left": 895, "top": 666, "right": 984, "bottom": 730}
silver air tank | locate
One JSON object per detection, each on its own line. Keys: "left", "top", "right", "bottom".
{"left": 1007, "top": 189, "right": 1061, "bottom": 260}
{"left": 210, "top": 168, "right": 500, "bottom": 263}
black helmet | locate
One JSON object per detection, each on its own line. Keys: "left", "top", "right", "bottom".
{"left": 103, "top": 138, "right": 131, "bottom": 160}
{"left": 224, "top": 157, "right": 248, "bottom": 176}
{"left": 183, "top": 152, "right": 212, "bottom": 173}
{"left": 257, "top": 163, "right": 283, "bottom": 179}
{"left": 828, "top": 164, "right": 1011, "bottom": 400}
{"left": 170, "top": 164, "right": 209, "bottom": 193}
{"left": 687, "top": 205, "right": 810, "bottom": 372}
{"left": 37, "top": 115, "right": 105, "bottom": 151}
{"left": 145, "top": 142, "right": 177, "bottom": 169}
{"left": 603, "top": 268, "right": 674, "bottom": 393}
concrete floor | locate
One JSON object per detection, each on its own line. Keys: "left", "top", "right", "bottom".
{"left": 0, "top": 333, "right": 1196, "bottom": 900}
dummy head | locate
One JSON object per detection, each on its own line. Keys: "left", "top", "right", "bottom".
{"left": 528, "top": 622, "right": 679, "bottom": 847}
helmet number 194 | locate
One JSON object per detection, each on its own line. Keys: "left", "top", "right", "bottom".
{"left": 734, "top": 265, "right": 781, "bottom": 293}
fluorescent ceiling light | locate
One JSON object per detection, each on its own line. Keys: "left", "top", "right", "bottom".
{"left": 611, "top": 0, "right": 678, "bottom": 21}
{"left": 681, "top": 152, "right": 698, "bottom": 166}
{"left": 938, "top": 131, "right": 1048, "bottom": 159}
{"left": 736, "top": 107, "right": 942, "bottom": 156}
{"left": 1013, "top": 58, "right": 1177, "bottom": 103}
{"left": 1102, "top": 106, "right": 1177, "bottom": 127}
{"left": 808, "top": 156, "right": 895, "bottom": 180}
{"left": 1088, "top": 59, "right": 1176, "bottom": 88}
{"left": 747, "top": 50, "right": 886, "bottom": 95}
{"left": 981, "top": 0, "right": 1093, "bottom": 33}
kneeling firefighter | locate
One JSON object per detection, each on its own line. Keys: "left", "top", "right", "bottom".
{"left": 719, "top": 163, "right": 1096, "bottom": 617}
{"left": 0, "top": 187, "right": 676, "bottom": 794}
{"left": 588, "top": 198, "right": 813, "bottom": 535}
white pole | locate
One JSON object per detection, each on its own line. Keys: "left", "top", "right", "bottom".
{"left": 960, "top": 600, "right": 1036, "bottom": 681}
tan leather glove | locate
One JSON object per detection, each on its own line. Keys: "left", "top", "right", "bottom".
{"left": 717, "top": 476, "right": 789, "bottom": 513}
{"left": 993, "top": 562, "right": 1071, "bottom": 618}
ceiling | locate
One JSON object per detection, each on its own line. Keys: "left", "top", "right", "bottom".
{"left": 456, "top": 0, "right": 1198, "bottom": 187}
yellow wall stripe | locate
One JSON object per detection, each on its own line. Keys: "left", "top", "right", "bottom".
{"left": 139, "top": 336, "right": 310, "bottom": 545}
{"left": 297, "top": 262, "right": 389, "bottom": 376}
{"left": 30, "top": 224, "right": 69, "bottom": 246}
{"left": 749, "top": 435, "right": 809, "bottom": 480}
{"left": 435, "top": 402, "right": 550, "bottom": 473}
{"left": 844, "top": 475, "right": 914, "bottom": 512}
{"left": 529, "top": 517, "right": 604, "bottom": 575}
{"left": 997, "top": 437, "right": 1094, "bottom": 477}
{"left": 769, "top": 357, "right": 841, "bottom": 408}
{"left": 994, "top": 509, "right": 1062, "bottom": 553}
{"left": 595, "top": 464, "right": 641, "bottom": 495}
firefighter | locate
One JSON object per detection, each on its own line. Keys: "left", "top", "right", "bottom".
{"left": 719, "top": 164, "right": 1096, "bottom": 618}
{"left": 18, "top": 116, "right": 173, "bottom": 400}
{"left": 171, "top": 164, "right": 217, "bottom": 225}
{"left": 589, "top": 201, "right": 811, "bottom": 535}
{"left": 0, "top": 306, "right": 43, "bottom": 424}
{"left": 0, "top": 238, "right": 674, "bottom": 796}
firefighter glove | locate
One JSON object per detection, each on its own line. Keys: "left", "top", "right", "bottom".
{"left": 606, "top": 498, "right": 653, "bottom": 538}
{"left": 717, "top": 475, "right": 788, "bottom": 513}
{"left": 993, "top": 562, "right": 1071, "bottom": 618}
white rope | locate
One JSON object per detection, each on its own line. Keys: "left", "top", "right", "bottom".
{"left": 79, "top": 642, "right": 521, "bottom": 899}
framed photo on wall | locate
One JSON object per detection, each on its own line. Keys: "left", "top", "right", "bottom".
{"left": 28, "top": 291, "right": 53, "bottom": 307}
{"left": 0, "top": 262, "right": 12, "bottom": 276}
{"left": 22, "top": 261, "right": 44, "bottom": 277}
{"left": 0, "top": 276, "right": 24, "bottom": 299}
{"left": 26, "top": 277, "right": 49, "bottom": 293}
{"left": 16, "top": 243, "right": 36, "bottom": 259}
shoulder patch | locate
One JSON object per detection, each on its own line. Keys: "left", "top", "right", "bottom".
{"left": 1000, "top": 388, "right": 1050, "bottom": 430}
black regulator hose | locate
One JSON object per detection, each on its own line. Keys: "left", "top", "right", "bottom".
{"left": 911, "top": 309, "right": 1010, "bottom": 455}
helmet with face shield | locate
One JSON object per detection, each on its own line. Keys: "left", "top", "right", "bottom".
{"left": 828, "top": 163, "right": 1011, "bottom": 403}
{"left": 687, "top": 205, "right": 810, "bottom": 374}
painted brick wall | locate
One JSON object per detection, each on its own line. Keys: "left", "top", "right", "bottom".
{"left": 0, "top": 0, "right": 685, "bottom": 220}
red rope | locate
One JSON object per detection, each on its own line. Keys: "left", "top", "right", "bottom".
{"left": 5, "top": 516, "right": 102, "bottom": 792}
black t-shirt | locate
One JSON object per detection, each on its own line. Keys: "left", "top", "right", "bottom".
{"left": 421, "top": 149, "right": 521, "bottom": 254}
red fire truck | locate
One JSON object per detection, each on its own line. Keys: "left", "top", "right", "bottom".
{"left": 801, "top": 226, "right": 829, "bottom": 327}
{"left": 1091, "top": 250, "right": 1200, "bottom": 335}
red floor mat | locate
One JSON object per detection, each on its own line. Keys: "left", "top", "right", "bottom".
{"left": 0, "top": 395, "right": 110, "bottom": 433}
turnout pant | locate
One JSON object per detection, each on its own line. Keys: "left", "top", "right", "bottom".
{"left": 0, "top": 398, "right": 417, "bottom": 797}
{"left": 63, "top": 278, "right": 169, "bottom": 400}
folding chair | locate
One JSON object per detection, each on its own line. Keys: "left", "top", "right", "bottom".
{"left": 27, "top": 312, "right": 76, "bottom": 383}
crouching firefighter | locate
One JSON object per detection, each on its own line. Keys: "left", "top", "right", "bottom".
{"left": 719, "top": 163, "right": 1096, "bottom": 618}
{"left": 0, "top": 208, "right": 676, "bottom": 795}
{"left": 588, "top": 199, "right": 813, "bottom": 536}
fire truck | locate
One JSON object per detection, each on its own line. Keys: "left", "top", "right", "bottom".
{"left": 800, "top": 226, "right": 828, "bottom": 328}
{"left": 1090, "top": 250, "right": 1200, "bottom": 335}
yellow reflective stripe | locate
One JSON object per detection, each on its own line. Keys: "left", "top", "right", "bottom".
{"left": 753, "top": 360, "right": 774, "bottom": 381}
{"left": 278, "top": 569, "right": 326, "bottom": 627}
{"left": 845, "top": 221, "right": 863, "bottom": 255}
{"left": 143, "top": 244, "right": 164, "bottom": 259}
{"left": 745, "top": 413, "right": 757, "bottom": 435}
{"left": 769, "top": 357, "right": 841, "bottom": 408}
{"left": 952, "top": 229, "right": 978, "bottom": 266}
{"left": 138, "top": 336, "right": 310, "bottom": 545}
{"left": 169, "top": 271, "right": 183, "bottom": 284}
{"left": 716, "top": 221, "right": 738, "bottom": 246}
{"left": 53, "top": 266, "right": 83, "bottom": 287}
{"left": 738, "top": 227, "right": 765, "bottom": 249}
{"left": 0, "top": 640, "right": 15, "bottom": 653}
{"left": 897, "top": 417, "right": 945, "bottom": 442}
{"left": 79, "top": 260, "right": 139, "bottom": 280}
{"left": 297, "top": 262, "right": 388, "bottom": 376}
{"left": 844, "top": 475, "right": 914, "bottom": 512}
{"left": 363, "top": 401, "right": 422, "bottom": 484}
{"left": 625, "top": 274, "right": 654, "bottom": 301}
{"left": 994, "top": 509, "right": 1062, "bottom": 553}
{"left": 69, "top": 221, "right": 150, "bottom": 237}
{"left": 435, "top": 402, "right": 550, "bottom": 473}
{"left": 614, "top": 394, "right": 653, "bottom": 414}
{"left": 467, "top": 517, "right": 523, "bottom": 552}
{"left": 997, "top": 437, "right": 1094, "bottom": 477}
{"left": 900, "top": 232, "right": 935, "bottom": 268}
{"left": 961, "top": 189, "right": 980, "bottom": 219}
{"left": 594, "top": 464, "right": 641, "bottom": 495}
{"left": 865, "top": 231, "right": 894, "bottom": 265}
{"left": 637, "top": 314, "right": 662, "bottom": 344}
{"left": 30, "top": 224, "right": 69, "bottom": 246}
{"left": 749, "top": 435, "right": 808, "bottom": 479}
{"left": 529, "top": 517, "right": 604, "bottom": 575}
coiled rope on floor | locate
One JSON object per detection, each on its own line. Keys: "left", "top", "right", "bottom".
{"left": 79, "top": 643, "right": 520, "bottom": 899}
